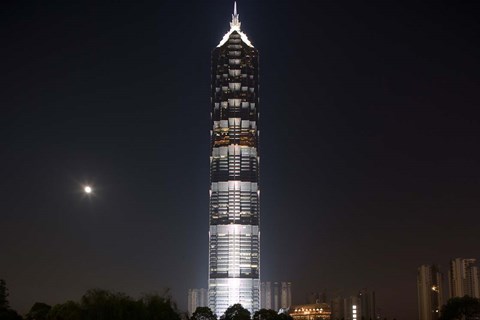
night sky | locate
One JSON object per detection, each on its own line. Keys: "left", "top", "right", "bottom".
{"left": 1, "top": 0, "right": 480, "bottom": 319}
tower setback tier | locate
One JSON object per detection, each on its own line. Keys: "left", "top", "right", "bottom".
{"left": 208, "top": 3, "right": 260, "bottom": 316}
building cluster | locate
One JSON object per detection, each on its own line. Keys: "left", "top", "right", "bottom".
{"left": 417, "top": 257, "right": 480, "bottom": 320}
{"left": 188, "top": 285, "right": 379, "bottom": 320}
{"left": 187, "top": 288, "right": 208, "bottom": 316}
{"left": 328, "top": 290, "right": 377, "bottom": 320}
{"left": 189, "top": 282, "right": 292, "bottom": 316}
{"left": 260, "top": 281, "right": 292, "bottom": 311}
{"left": 283, "top": 289, "right": 377, "bottom": 320}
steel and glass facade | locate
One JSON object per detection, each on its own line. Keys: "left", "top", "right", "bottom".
{"left": 208, "top": 3, "right": 260, "bottom": 316}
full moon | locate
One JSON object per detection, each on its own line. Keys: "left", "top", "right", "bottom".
{"left": 84, "top": 186, "right": 92, "bottom": 194}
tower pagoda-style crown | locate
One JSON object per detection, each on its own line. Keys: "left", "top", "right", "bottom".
{"left": 218, "top": 2, "right": 253, "bottom": 48}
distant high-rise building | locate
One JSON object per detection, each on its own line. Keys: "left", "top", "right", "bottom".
{"left": 358, "top": 289, "right": 376, "bottom": 320}
{"left": 330, "top": 290, "right": 376, "bottom": 320}
{"left": 188, "top": 288, "right": 208, "bottom": 315}
{"left": 343, "top": 296, "right": 360, "bottom": 320}
{"left": 281, "top": 282, "right": 292, "bottom": 309}
{"left": 273, "top": 282, "right": 280, "bottom": 310}
{"left": 307, "top": 292, "right": 318, "bottom": 304}
{"left": 448, "top": 258, "right": 480, "bottom": 299}
{"left": 307, "top": 292, "right": 327, "bottom": 304}
{"left": 417, "top": 265, "right": 443, "bottom": 320}
{"left": 265, "top": 282, "right": 272, "bottom": 309}
{"left": 330, "top": 296, "right": 344, "bottom": 320}
{"left": 261, "top": 282, "right": 267, "bottom": 309}
{"left": 208, "top": 2, "right": 260, "bottom": 317}
{"left": 260, "top": 281, "right": 292, "bottom": 310}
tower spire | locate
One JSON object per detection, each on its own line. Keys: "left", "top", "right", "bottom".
{"left": 218, "top": 1, "right": 253, "bottom": 48}
{"left": 230, "top": 1, "right": 241, "bottom": 30}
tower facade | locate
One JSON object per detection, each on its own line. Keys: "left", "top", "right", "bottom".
{"left": 448, "top": 258, "right": 480, "bottom": 299}
{"left": 208, "top": 3, "right": 260, "bottom": 316}
{"left": 261, "top": 281, "right": 291, "bottom": 310}
{"left": 358, "top": 289, "right": 376, "bottom": 320}
{"left": 417, "top": 265, "right": 443, "bottom": 320}
{"left": 343, "top": 296, "right": 360, "bottom": 320}
{"left": 188, "top": 288, "right": 208, "bottom": 316}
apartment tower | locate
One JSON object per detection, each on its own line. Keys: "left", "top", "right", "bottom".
{"left": 260, "top": 281, "right": 292, "bottom": 310}
{"left": 417, "top": 265, "right": 443, "bottom": 320}
{"left": 448, "top": 258, "right": 480, "bottom": 299}
{"left": 188, "top": 288, "right": 208, "bottom": 316}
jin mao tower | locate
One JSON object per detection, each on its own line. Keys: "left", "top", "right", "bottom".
{"left": 208, "top": 3, "right": 260, "bottom": 316}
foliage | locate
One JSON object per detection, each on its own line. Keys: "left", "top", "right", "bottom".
{"left": 46, "top": 289, "right": 181, "bottom": 320}
{"left": 80, "top": 289, "right": 142, "bottom": 320}
{"left": 275, "top": 313, "right": 293, "bottom": 320}
{"left": 0, "top": 309, "right": 23, "bottom": 320}
{"left": 0, "top": 280, "right": 9, "bottom": 310}
{"left": 0, "top": 279, "right": 22, "bottom": 320}
{"left": 191, "top": 307, "right": 217, "bottom": 320}
{"left": 26, "top": 302, "right": 51, "bottom": 320}
{"left": 221, "top": 304, "right": 250, "bottom": 320}
{"left": 439, "top": 296, "right": 480, "bottom": 320}
{"left": 252, "top": 309, "right": 293, "bottom": 320}
{"left": 253, "top": 309, "right": 278, "bottom": 320}
{"left": 141, "top": 292, "right": 181, "bottom": 320}
{"left": 47, "top": 301, "right": 83, "bottom": 320}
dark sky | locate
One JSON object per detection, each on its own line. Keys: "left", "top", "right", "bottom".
{"left": 1, "top": 0, "right": 479, "bottom": 319}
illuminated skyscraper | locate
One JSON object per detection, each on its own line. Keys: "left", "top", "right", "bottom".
{"left": 208, "top": 2, "right": 260, "bottom": 316}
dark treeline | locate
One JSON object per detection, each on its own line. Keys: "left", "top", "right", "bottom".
{"left": 1, "top": 279, "right": 182, "bottom": 320}
{"left": 45, "top": 289, "right": 181, "bottom": 320}
{"left": 4, "top": 277, "right": 480, "bottom": 320}
{"left": 0, "top": 280, "right": 292, "bottom": 320}
{"left": 439, "top": 296, "right": 480, "bottom": 320}
{"left": 1, "top": 279, "right": 22, "bottom": 320}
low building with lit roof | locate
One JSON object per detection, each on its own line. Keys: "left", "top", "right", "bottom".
{"left": 288, "top": 302, "right": 331, "bottom": 320}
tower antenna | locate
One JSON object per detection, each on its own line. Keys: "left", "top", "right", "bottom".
{"left": 230, "top": 1, "right": 241, "bottom": 30}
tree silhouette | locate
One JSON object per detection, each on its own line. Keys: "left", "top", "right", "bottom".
{"left": 141, "top": 292, "right": 180, "bottom": 320}
{"left": 26, "top": 302, "right": 51, "bottom": 320}
{"left": 276, "top": 313, "right": 293, "bottom": 320}
{"left": 0, "top": 279, "right": 9, "bottom": 310}
{"left": 0, "top": 280, "right": 22, "bottom": 320}
{"left": 253, "top": 309, "right": 277, "bottom": 320}
{"left": 221, "top": 304, "right": 251, "bottom": 320}
{"left": 252, "top": 309, "right": 294, "bottom": 320}
{"left": 192, "top": 306, "right": 217, "bottom": 320}
{"left": 47, "top": 300, "right": 83, "bottom": 320}
{"left": 440, "top": 296, "right": 480, "bottom": 320}
{"left": 46, "top": 288, "right": 182, "bottom": 320}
